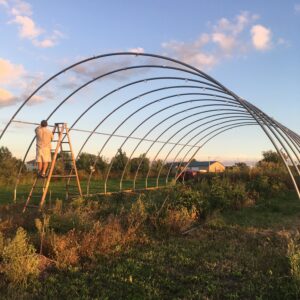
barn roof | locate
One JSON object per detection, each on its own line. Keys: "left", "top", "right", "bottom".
{"left": 188, "top": 161, "right": 217, "bottom": 167}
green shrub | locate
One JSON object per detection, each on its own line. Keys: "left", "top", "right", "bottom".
{"left": 208, "top": 177, "right": 228, "bottom": 209}
{"left": 227, "top": 181, "right": 248, "bottom": 209}
{"left": 170, "top": 186, "right": 203, "bottom": 211}
{"left": 288, "top": 235, "right": 300, "bottom": 283}
{"left": 1, "top": 227, "right": 40, "bottom": 287}
{"left": 125, "top": 196, "right": 147, "bottom": 233}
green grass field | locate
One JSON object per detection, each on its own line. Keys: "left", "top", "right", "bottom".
{"left": 0, "top": 177, "right": 169, "bottom": 205}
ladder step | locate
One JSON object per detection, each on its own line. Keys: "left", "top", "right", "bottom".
{"left": 25, "top": 123, "right": 80, "bottom": 212}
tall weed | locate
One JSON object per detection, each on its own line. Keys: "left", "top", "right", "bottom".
{"left": 1, "top": 227, "right": 40, "bottom": 287}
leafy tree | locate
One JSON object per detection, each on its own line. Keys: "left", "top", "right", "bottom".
{"left": 261, "top": 150, "right": 281, "bottom": 164}
{"left": 77, "top": 153, "right": 95, "bottom": 173}
{"left": 234, "top": 162, "right": 250, "bottom": 172}
{"left": 130, "top": 154, "right": 150, "bottom": 175}
{"left": 150, "top": 159, "right": 163, "bottom": 174}
{"left": 77, "top": 152, "right": 107, "bottom": 173}
{"left": 0, "top": 147, "right": 23, "bottom": 183}
{"left": 0, "top": 146, "right": 13, "bottom": 161}
{"left": 111, "top": 149, "right": 128, "bottom": 172}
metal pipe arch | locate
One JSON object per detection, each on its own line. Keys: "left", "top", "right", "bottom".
{"left": 74, "top": 90, "right": 238, "bottom": 162}
{"left": 13, "top": 80, "right": 232, "bottom": 196}
{"left": 244, "top": 101, "right": 300, "bottom": 175}
{"left": 127, "top": 114, "right": 252, "bottom": 190}
{"left": 100, "top": 102, "right": 244, "bottom": 194}
{"left": 90, "top": 101, "right": 243, "bottom": 194}
{"left": 238, "top": 100, "right": 300, "bottom": 199}
{"left": 1, "top": 51, "right": 225, "bottom": 141}
{"left": 121, "top": 110, "right": 250, "bottom": 190}
{"left": 174, "top": 122, "right": 259, "bottom": 182}
{"left": 154, "top": 117, "right": 255, "bottom": 186}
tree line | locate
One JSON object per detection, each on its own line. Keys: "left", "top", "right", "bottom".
{"left": 0, "top": 146, "right": 294, "bottom": 184}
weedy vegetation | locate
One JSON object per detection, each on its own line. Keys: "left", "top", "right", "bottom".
{"left": 0, "top": 151, "right": 300, "bottom": 298}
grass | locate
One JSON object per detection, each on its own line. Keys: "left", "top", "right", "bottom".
{"left": 221, "top": 191, "right": 300, "bottom": 230}
{"left": 0, "top": 177, "right": 169, "bottom": 205}
{"left": 1, "top": 184, "right": 300, "bottom": 298}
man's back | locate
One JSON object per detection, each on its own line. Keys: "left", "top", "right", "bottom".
{"left": 35, "top": 126, "right": 53, "bottom": 149}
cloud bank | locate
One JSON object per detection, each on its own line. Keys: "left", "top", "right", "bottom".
{"left": 162, "top": 12, "right": 275, "bottom": 70}
{"left": 1, "top": 0, "right": 64, "bottom": 48}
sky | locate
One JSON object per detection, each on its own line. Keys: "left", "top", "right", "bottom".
{"left": 0, "top": 0, "right": 299, "bottom": 164}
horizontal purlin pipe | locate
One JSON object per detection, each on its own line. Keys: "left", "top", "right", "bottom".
{"left": 11, "top": 120, "right": 205, "bottom": 149}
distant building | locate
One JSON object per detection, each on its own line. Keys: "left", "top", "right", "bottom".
{"left": 26, "top": 159, "right": 37, "bottom": 171}
{"left": 186, "top": 161, "right": 225, "bottom": 173}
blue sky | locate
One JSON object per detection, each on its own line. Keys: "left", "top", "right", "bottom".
{"left": 0, "top": 0, "right": 299, "bottom": 164}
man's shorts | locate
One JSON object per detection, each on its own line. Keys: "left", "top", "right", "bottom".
{"left": 36, "top": 148, "right": 51, "bottom": 163}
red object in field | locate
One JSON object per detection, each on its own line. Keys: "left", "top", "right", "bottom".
{"left": 178, "top": 170, "right": 197, "bottom": 181}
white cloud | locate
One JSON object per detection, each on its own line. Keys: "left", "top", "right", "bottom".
{"left": 0, "top": 88, "right": 17, "bottom": 106}
{"left": 32, "top": 30, "right": 64, "bottom": 48}
{"left": 0, "top": 58, "right": 25, "bottom": 84}
{"left": 162, "top": 11, "right": 275, "bottom": 70}
{"left": 10, "top": 0, "right": 32, "bottom": 16}
{"left": 251, "top": 24, "right": 272, "bottom": 50}
{"left": 128, "top": 47, "right": 145, "bottom": 54}
{"left": 295, "top": 4, "right": 300, "bottom": 13}
{"left": 3, "top": 0, "right": 64, "bottom": 48}
{"left": 0, "top": 57, "right": 53, "bottom": 107}
{"left": 162, "top": 12, "right": 256, "bottom": 69}
{"left": 12, "top": 15, "right": 42, "bottom": 39}
{"left": 213, "top": 12, "right": 259, "bottom": 36}
{"left": 162, "top": 39, "right": 218, "bottom": 69}
{"left": 212, "top": 32, "right": 236, "bottom": 52}
{"left": 0, "top": 0, "right": 8, "bottom": 7}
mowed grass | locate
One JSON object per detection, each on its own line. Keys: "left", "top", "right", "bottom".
{"left": 0, "top": 177, "right": 168, "bottom": 205}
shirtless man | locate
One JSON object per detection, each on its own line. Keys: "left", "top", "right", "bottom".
{"left": 35, "top": 120, "right": 53, "bottom": 177}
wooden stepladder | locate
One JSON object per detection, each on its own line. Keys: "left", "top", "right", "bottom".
{"left": 23, "top": 123, "right": 82, "bottom": 212}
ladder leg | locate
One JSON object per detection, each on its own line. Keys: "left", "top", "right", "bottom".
{"left": 23, "top": 176, "right": 38, "bottom": 213}
{"left": 65, "top": 125, "right": 82, "bottom": 198}
{"left": 39, "top": 124, "right": 62, "bottom": 210}
{"left": 25, "top": 123, "right": 83, "bottom": 211}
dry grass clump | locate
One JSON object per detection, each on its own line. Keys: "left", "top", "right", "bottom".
{"left": 160, "top": 206, "right": 197, "bottom": 234}
{"left": 52, "top": 229, "right": 80, "bottom": 269}
{"left": 80, "top": 217, "right": 123, "bottom": 259}
{"left": 50, "top": 198, "right": 148, "bottom": 265}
